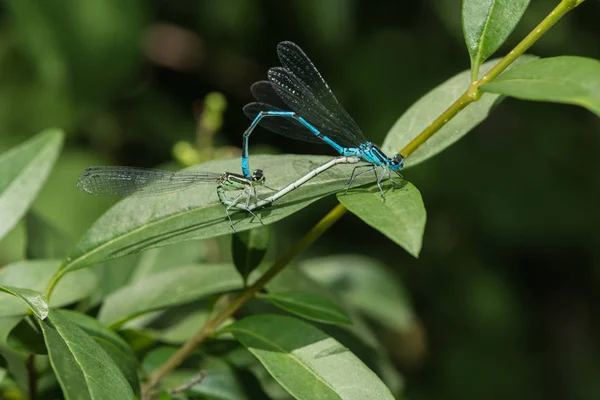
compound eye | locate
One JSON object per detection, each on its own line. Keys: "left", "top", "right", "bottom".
{"left": 392, "top": 154, "right": 404, "bottom": 166}
{"left": 252, "top": 169, "right": 264, "bottom": 182}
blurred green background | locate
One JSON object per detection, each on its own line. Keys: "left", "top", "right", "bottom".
{"left": 1, "top": 0, "right": 599, "bottom": 399}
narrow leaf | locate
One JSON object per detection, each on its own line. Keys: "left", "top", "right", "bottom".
{"left": 337, "top": 181, "right": 426, "bottom": 257}
{"left": 0, "top": 260, "right": 97, "bottom": 318}
{"left": 300, "top": 255, "right": 416, "bottom": 332}
{"left": 150, "top": 310, "right": 210, "bottom": 344}
{"left": 0, "top": 285, "right": 48, "bottom": 320}
{"left": 260, "top": 291, "right": 352, "bottom": 326}
{"left": 261, "top": 263, "right": 382, "bottom": 349}
{"left": 25, "top": 212, "right": 71, "bottom": 259}
{"left": 462, "top": 0, "right": 530, "bottom": 75}
{"left": 0, "top": 354, "right": 6, "bottom": 385}
{"left": 94, "top": 338, "right": 140, "bottom": 397}
{"left": 160, "top": 358, "right": 248, "bottom": 400}
{"left": 383, "top": 55, "right": 537, "bottom": 167}
{"left": 0, "top": 317, "right": 22, "bottom": 345}
{"left": 229, "top": 315, "right": 394, "bottom": 400}
{"left": 40, "top": 309, "right": 136, "bottom": 399}
{"left": 62, "top": 154, "right": 372, "bottom": 272}
{"left": 129, "top": 239, "right": 208, "bottom": 281}
{"left": 7, "top": 316, "right": 46, "bottom": 354}
{"left": 0, "top": 129, "right": 64, "bottom": 241}
{"left": 232, "top": 226, "right": 271, "bottom": 284}
{"left": 142, "top": 346, "right": 178, "bottom": 375}
{"left": 480, "top": 56, "right": 600, "bottom": 117}
{"left": 97, "top": 264, "right": 243, "bottom": 328}
{"left": 59, "top": 310, "right": 140, "bottom": 396}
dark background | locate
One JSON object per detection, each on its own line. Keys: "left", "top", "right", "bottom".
{"left": 1, "top": 0, "right": 599, "bottom": 399}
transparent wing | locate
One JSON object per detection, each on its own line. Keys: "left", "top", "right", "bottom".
{"left": 250, "top": 80, "right": 289, "bottom": 109}
{"left": 267, "top": 67, "right": 358, "bottom": 148}
{"left": 274, "top": 41, "right": 367, "bottom": 146}
{"left": 243, "top": 102, "right": 325, "bottom": 144}
{"left": 77, "top": 166, "right": 222, "bottom": 197}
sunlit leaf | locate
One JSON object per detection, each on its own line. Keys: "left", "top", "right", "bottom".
{"left": 97, "top": 264, "right": 243, "bottom": 328}
{"left": 228, "top": 315, "right": 394, "bottom": 400}
{"left": 0, "top": 260, "right": 97, "bottom": 317}
{"left": 232, "top": 226, "right": 271, "bottom": 284}
{"left": 0, "top": 285, "right": 48, "bottom": 320}
{"left": 0, "top": 129, "right": 63, "bottom": 241}
{"left": 383, "top": 55, "right": 537, "bottom": 167}
{"left": 60, "top": 310, "right": 140, "bottom": 396}
{"left": 260, "top": 291, "right": 352, "bottom": 326}
{"left": 462, "top": 0, "right": 530, "bottom": 74}
{"left": 338, "top": 181, "right": 426, "bottom": 257}
{"left": 480, "top": 56, "right": 600, "bottom": 117}
{"left": 62, "top": 154, "right": 373, "bottom": 272}
{"left": 40, "top": 309, "right": 136, "bottom": 399}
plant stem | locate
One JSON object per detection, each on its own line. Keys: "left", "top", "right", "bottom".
{"left": 44, "top": 269, "right": 64, "bottom": 300}
{"left": 141, "top": 204, "right": 348, "bottom": 399}
{"left": 142, "top": 0, "right": 585, "bottom": 394}
{"left": 402, "top": 0, "right": 581, "bottom": 158}
{"left": 26, "top": 355, "right": 37, "bottom": 400}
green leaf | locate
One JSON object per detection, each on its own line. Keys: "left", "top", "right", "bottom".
{"left": 93, "top": 338, "right": 140, "bottom": 397}
{"left": 0, "top": 260, "right": 97, "bottom": 317}
{"left": 228, "top": 315, "right": 394, "bottom": 400}
{"left": 25, "top": 211, "right": 71, "bottom": 259}
{"left": 300, "top": 255, "right": 416, "bottom": 332}
{"left": 259, "top": 291, "right": 352, "bottom": 326}
{"left": 337, "top": 181, "right": 426, "bottom": 257}
{"left": 0, "top": 317, "right": 22, "bottom": 345}
{"left": 480, "top": 56, "right": 600, "bottom": 117}
{"left": 129, "top": 239, "right": 208, "bottom": 281}
{"left": 383, "top": 55, "right": 537, "bottom": 168}
{"left": 142, "top": 346, "right": 178, "bottom": 375}
{"left": 62, "top": 154, "right": 373, "bottom": 272}
{"left": 119, "top": 329, "right": 157, "bottom": 353}
{"left": 0, "top": 345, "right": 28, "bottom": 390}
{"left": 192, "top": 357, "right": 248, "bottom": 400}
{"left": 0, "top": 354, "right": 6, "bottom": 384}
{"left": 262, "top": 263, "right": 381, "bottom": 349}
{"left": 161, "top": 357, "right": 249, "bottom": 400}
{"left": 150, "top": 310, "right": 211, "bottom": 344}
{"left": 40, "top": 309, "right": 136, "bottom": 400}
{"left": 462, "top": 0, "right": 530, "bottom": 75}
{"left": 97, "top": 264, "right": 243, "bottom": 328}
{"left": 0, "top": 285, "right": 48, "bottom": 320}
{"left": 7, "top": 316, "right": 46, "bottom": 354}
{"left": 59, "top": 310, "right": 140, "bottom": 396}
{"left": 232, "top": 226, "right": 271, "bottom": 284}
{"left": 0, "top": 129, "right": 64, "bottom": 241}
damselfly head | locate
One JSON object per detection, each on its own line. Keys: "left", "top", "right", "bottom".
{"left": 389, "top": 154, "right": 405, "bottom": 170}
{"left": 251, "top": 169, "right": 265, "bottom": 183}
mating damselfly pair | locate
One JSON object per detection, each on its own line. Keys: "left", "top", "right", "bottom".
{"left": 77, "top": 42, "right": 406, "bottom": 230}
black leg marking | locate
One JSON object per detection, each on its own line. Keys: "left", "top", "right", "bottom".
{"left": 345, "top": 164, "right": 378, "bottom": 194}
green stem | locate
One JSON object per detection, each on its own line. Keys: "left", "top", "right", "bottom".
{"left": 401, "top": 0, "right": 581, "bottom": 158}
{"left": 141, "top": 204, "right": 348, "bottom": 399}
{"left": 44, "top": 269, "right": 64, "bottom": 300}
{"left": 27, "top": 354, "right": 37, "bottom": 400}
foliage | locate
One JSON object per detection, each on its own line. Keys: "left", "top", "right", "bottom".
{"left": 0, "top": 1, "right": 598, "bottom": 399}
